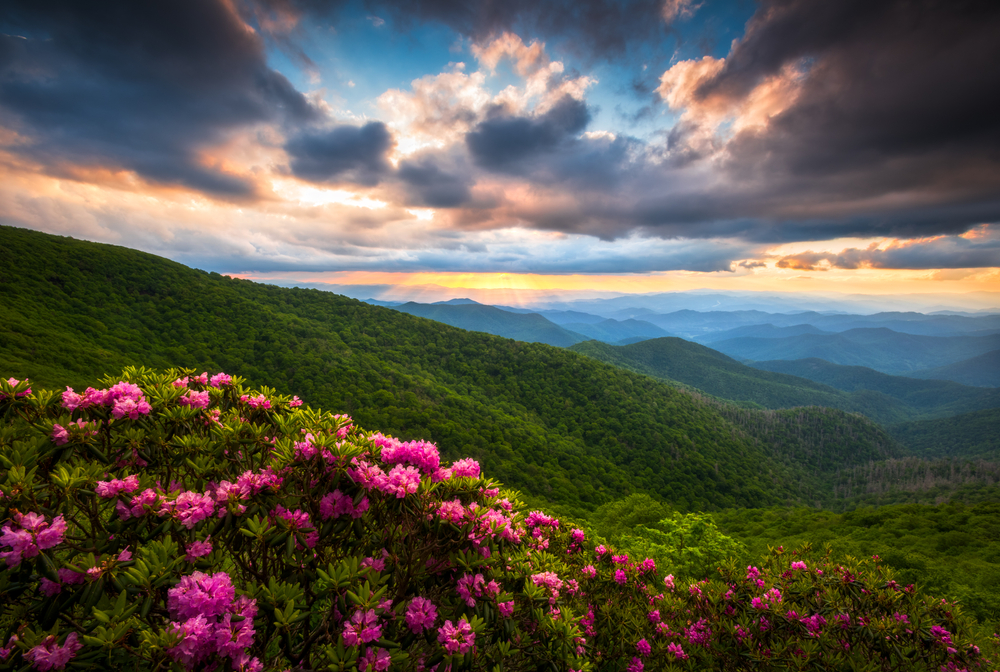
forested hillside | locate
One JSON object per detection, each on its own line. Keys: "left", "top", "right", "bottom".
{"left": 1, "top": 225, "right": 899, "bottom": 515}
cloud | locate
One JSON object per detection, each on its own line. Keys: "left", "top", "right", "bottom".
{"left": 397, "top": 154, "right": 472, "bottom": 207}
{"left": 285, "top": 122, "right": 394, "bottom": 185}
{"left": 337, "top": 0, "right": 679, "bottom": 63}
{"left": 466, "top": 96, "right": 590, "bottom": 170}
{"left": 0, "top": 0, "right": 319, "bottom": 197}
{"left": 775, "top": 227, "right": 1000, "bottom": 271}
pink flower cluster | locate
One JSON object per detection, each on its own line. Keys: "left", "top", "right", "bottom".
{"left": 178, "top": 390, "right": 210, "bottom": 409}
{"left": 451, "top": 458, "right": 480, "bottom": 478}
{"left": 185, "top": 538, "right": 213, "bottom": 562}
{"left": 2, "top": 377, "right": 31, "bottom": 399}
{"left": 210, "top": 373, "right": 232, "bottom": 387}
{"left": 272, "top": 506, "right": 318, "bottom": 548}
{"left": 24, "top": 633, "right": 82, "bottom": 671}
{"left": 343, "top": 608, "right": 383, "bottom": 646}
{"left": 405, "top": 596, "right": 437, "bottom": 633}
{"left": 531, "top": 571, "right": 564, "bottom": 604}
{"left": 374, "top": 434, "right": 441, "bottom": 474}
{"left": 438, "top": 618, "right": 475, "bottom": 655}
{"left": 51, "top": 419, "right": 99, "bottom": 446}
{"left": 437, "top": 498, "right": 466, "bottom": 523}
{"left": 166, "top": 572, "right": 261, "bottom": 671}
{"left": 39, "top": 567, "right": 86, "bottom": 597}
{"left": 63, "top": 382, "right": 152, "bottom": 420}
{"left": 95, "top": 474, "right": 140, "bottom": 498}
{"left": 0, "top": 512, "right": 67, "bottom": 567}
{"left": 173, "top": 372, "right": 209, "bottom": 387}
{"left": 240, "top": 394, "right": 271, "bottom": 409}
{"left": 319, "top": 489, "right": 370, "bottom": 520}
{"left": 457, "top": 573, "right": 499, "bottom": 607}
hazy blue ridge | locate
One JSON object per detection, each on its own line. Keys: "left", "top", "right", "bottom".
{"left": 708, "top": 328, "right": 1000, "bottom": 374}
{"left": 904, "top": 349, "right": 1000, "bottom": 387}
{"left": 390, "top": 302, "right": 589, "bottom": 347}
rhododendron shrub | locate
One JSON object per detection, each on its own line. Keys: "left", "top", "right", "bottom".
{"left": 0, "top": 371, "right": 996, "bottom": 671}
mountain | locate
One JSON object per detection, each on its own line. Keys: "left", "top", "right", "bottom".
{"left": 570, "top": 337, "right": 847, "bottom": 405}
{"left": 708, "top": 328, "right": 1000, "bottom": 374}
{"left": 559, "top": 318, "right": 672, "bottom": 344}
{"left": 906, "top": 349, "right": 1000, "bottom": 387}
{"left": 390, "top": 302, "right": 588, "bottom": 347}
{"left": 695, "top": 323, "right": 833, "bottom": 343}
{"left": 2, "top": 225, "right": 906, "bottom": 514}
{"left": 749, "top": 358, "right": 1000, "bottom": 417}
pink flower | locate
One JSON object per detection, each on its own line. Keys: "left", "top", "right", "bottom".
{"left": 451, "top": 458, "right": 480, "bottom": 478}
{"left": 51, "top": 424, "right": 69, "bottom": 445}
{"left": 209, "top": 373, "right": 232, "bottom": 387}
{"left": 457, "top": 573, "right": 486, "bottom": 607}
{"left": 498, "top": 601, "right": 514, "bottom": 618}
{"left": 667, "top": 642, "right": 688, "bottom": 660}
{"left": 163, "top": 491, "right": 217, "bottom": 530}
{"left": 405, "top": 596, "right": 438, "bottom": 633}
{"left": 178, "top": 391, "right": 210, "bottom": 409}
{"left": 664, "top": 574, "right": 675, "bottom": 590}
{"left": 168, "top": 571, "right": 236, "bottom": 621}
{"left": 437, "top": 618, "right": 475, "bottom": 655}
{"left": 319, "top": 489, "right": 368, "bottom": 520}
{"left": 2, "top": 377, "right": 31, "bottom": 399}
{"left": 0, "top": 512, "right": 67, "bottom": 567}
{"left": 272, "top": 506, "right": 318, "bottom": 548}
{"left": 375, "top": 435, "right": 441, "bottom": 474}
{"left": 790, "top": 561, "right": 807, "bottom": 571}
{"left": 358, "top": 647, "right": 392, "bottom": 671}
{"left": 0, "top": 634, "right": 19, "bottom": 661}
{"left": 289, "top": 396, "right": 303, "bottom": 407}
{"left": 581, "top": 565, "right": 597, "bottom": 579}
{"left": 378, "top": 464, "right": 422, "bottom": 498}
{"left": 626, "top": 657, "right": 644, "bottom": 672}
{"left": 636, "top": 638, "right": 651, "bottom": 656}
{"left": 95, "top": 474, "right": 140, "bottom": 498}
{"left": 24, "top": 632, "right": 82, "bottom": 671}
{"left": 746, "top": 565, "right": 761, "bottom": 581}
{"left": 614, "top": 569, "right": 627, "bottom": 585}
{"left": 648, "top": 609, "right": 661, "bottom": 623}
{"left": 240, "top": 394, "right": 271, "bottom": 410}
{"left": 185, "top": 538, "right": 213, "bottom": 562}
{"left": 343, "top": 609, "right": 382, "bottom": 646}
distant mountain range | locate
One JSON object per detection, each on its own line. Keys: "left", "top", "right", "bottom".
{"left": 906, "top": 349, "right": 1000, "bottom": 388}
{"left": 707, "top": 328, "right": 1000, "bottom": 375}
{"left": 570, "top": 338, "right": 1000, "bottom": 425}
{"left": 390, "top": 302, "right": 589, "bottom": 347}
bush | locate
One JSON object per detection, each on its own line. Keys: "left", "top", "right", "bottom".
{"left": 0, "top": 370, "right": 995, "bottom": 671}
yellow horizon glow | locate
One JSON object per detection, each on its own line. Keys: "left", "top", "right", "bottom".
{"left": 228, "top": 266, "right": 1000, "bottom": 302}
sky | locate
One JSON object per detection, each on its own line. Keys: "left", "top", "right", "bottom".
{"left": 1, "top": 0, "right": 999, "bottom": 308}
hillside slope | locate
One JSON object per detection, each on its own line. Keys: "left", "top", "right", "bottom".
{"left": 1, "top": 225, "right": 905, "bottom": 513}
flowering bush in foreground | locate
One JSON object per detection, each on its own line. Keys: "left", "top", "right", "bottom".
{"left": 0, "top": 371, "right": 995, "bottom": 671}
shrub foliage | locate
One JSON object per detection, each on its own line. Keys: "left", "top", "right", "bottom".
{"left": 0, "top": 371, "right": 994, "bottom": 671}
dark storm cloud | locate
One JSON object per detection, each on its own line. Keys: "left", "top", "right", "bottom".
{"left": 465, "top": 96, "right": 590, "bottom": 170}
{"left": 705, "top": 0, "right": 1000, "bottom": 228}
{"left": 285, "top": 122, "right": 394, "bottom": 186}
{"left": 397, "top": 155, "right": 472, "bottom": 207}
{"left": 261, "top": 0, "right": 675, "bottom": 63}
{"left": 0, "top": 0, "right": 318, "bottom": 197}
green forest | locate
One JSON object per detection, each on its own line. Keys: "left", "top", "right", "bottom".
{"left": 3, "top": 224, "right": 1000, "bottom": 634}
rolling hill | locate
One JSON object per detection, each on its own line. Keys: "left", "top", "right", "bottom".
{"left": 0, "top": 225, "right": 905, "bottom": 514}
